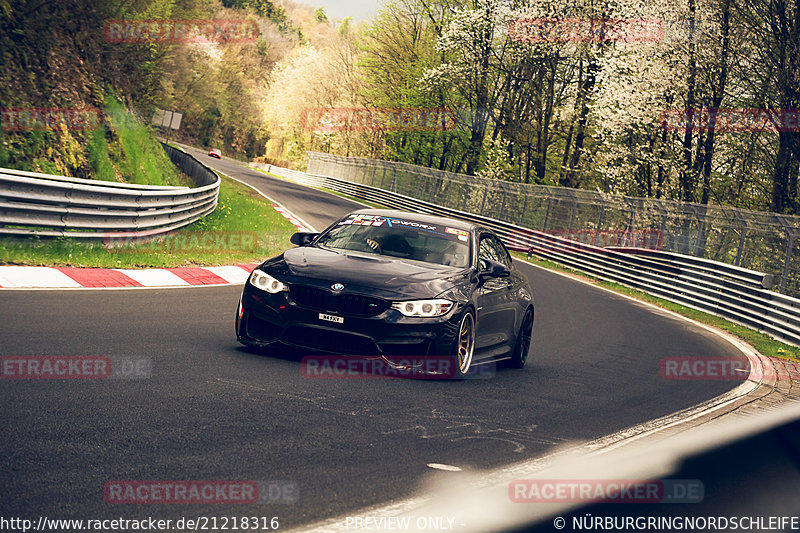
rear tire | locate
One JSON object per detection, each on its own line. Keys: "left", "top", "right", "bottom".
{"left": 508, "top": 308, "right": 533, "bottom": 369}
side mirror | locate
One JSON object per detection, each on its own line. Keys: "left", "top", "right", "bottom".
{"left": 290, "top": 232, "right": 319, "bottom": 246}
{"left": 479, "top": 259, "right": 511, "bottom": 280}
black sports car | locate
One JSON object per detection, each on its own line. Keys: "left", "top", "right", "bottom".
{"left": 236, "top": 209, "right": 534, "bottom": 378}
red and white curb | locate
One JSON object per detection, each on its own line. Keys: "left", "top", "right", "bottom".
{"left": 272, "top": 204, "right": 308, "bottom": 232}
{"left": 0, "top": 264, "right": 261, "bottom": 289}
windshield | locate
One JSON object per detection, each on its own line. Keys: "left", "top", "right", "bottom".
{"left": 316, "top": 214, "right": 471, "bottom": 268}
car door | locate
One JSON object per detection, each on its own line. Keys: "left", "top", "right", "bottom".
{"left": 474, "top": 233, "right": 516, "bottom": 357}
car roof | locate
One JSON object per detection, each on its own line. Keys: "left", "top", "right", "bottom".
{"left": 348, "top": 209, "right": 478, "bottom": 232}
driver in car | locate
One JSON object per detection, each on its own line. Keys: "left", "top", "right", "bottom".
{"left": 365, "top": 228, "right": 414, "bottom": 257}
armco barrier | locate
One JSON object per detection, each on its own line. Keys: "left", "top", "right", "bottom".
{"left": 262, "top": 164, "right": 800, "bottom": 346}
{"left": 0, "top": 143, "right": 219, "bottom": 238}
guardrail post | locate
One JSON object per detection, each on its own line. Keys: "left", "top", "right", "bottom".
{"left": 777, "top": 216, "right": 795, "bottom": 294}
{"left": 734, "top": 210, "right": 747, "bottom": 267}
{"left": 542, "top": 194, "right": 553, "bottom": 232}
{"left": 592, "top": 205, "right": 606, "bottom": 247}
{"left": 781, "top": 232, "right": 795, "bottom": 295}
{"left": 621, "top": 198, "right": 636, "bottom": 247}
{"left": 654, "top": 201, "right": 669, "bottom": 251}
{"left": 370, "top": 163, "right": 379, "bottom": 186}
{"left": 568, "top": 191, "right": 578, "bottom": 232}
{"left": 379, "top": 166, "right": 388, "bottom": 190}
{"left": 427, "top": 170, "right": 437, "bottom": 203}
{"left": 692, "top": 205, "right": 708, "bottom": 258}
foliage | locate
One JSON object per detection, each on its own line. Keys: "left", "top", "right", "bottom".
{"left": 0, "top": 0, "right": 797, "bottom": 216}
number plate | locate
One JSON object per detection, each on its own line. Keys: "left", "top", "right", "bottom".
{"left": 319, "top": 313, "right": 344, "bottom": 324}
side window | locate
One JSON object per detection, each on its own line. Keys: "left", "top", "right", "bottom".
{"left": 490, "top": 236, "right": 512, "bottom": 268}
{"left": 479, "top": 234, "right": 506, "bottom": 267}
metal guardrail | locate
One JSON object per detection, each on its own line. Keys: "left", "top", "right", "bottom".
{"left": 263, "top": 165, "right": 800, "bottom": 346}
{"left": 307, "top": 151, "right": 800, "bottom": 297}
{"left": 0, "top": 143, "right": 219, "bottom": 238}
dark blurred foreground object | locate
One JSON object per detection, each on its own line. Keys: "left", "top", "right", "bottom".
{"left": 398, "top": 402, "right": 800, "bottom": 532}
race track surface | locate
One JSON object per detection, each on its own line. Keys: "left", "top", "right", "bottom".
{"left": 0, "top": 150, "right": 747, "bottom": 528}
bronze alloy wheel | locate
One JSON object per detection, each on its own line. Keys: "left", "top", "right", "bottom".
{"left": 455, "top": 311, "right": 475, "bottom": 377}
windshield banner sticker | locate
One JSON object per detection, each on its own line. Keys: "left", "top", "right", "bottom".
{"left": 446, "top": 227, "right": 469, "bottom": 242}
{"left": 337, "top": 214, "right": 468, "bottom": 243}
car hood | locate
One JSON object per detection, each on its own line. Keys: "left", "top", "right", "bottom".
{"left": 262, "top": 246, "right": 470, "bottom": 300}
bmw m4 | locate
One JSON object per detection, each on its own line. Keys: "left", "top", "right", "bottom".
{"left": 236, "top": 209, "right": 534, "bottom": 378}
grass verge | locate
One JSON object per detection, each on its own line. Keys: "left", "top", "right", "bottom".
{"left": 513, "top": 252, "right": 800, "bottom": 363}
{"left": 0, "top": 175, "right": 297, "bottom": 268}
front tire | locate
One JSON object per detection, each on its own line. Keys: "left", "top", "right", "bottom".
{"left": 450, "top": 310, "right": 475, "bottom": 379}
{"left": 508, "top": 307, "right": 533, "bottom": 369}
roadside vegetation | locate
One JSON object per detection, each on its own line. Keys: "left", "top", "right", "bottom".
{"left": 0, "top": 176, "right": 297, "bottom": 268}
{"left": 7, "top": 0, "right": 798, "bottom": 214}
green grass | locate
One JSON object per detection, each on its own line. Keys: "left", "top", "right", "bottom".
{"left": 0, "top": 176, "right": 297, "bottom": 268}
{"left": 512, "top": 252, "right": 800, "bottom": 363}
{"left": 86, "top": 126, "right": 117, "bottom": 182}
{"left": 103, "top": 96, "right": 187, "bottom": 187}
{"left": 0, "top": 94, "right": 188, "bottom": 185}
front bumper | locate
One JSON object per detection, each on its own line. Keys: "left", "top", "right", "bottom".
{"left": 236, "top": 285, "right": 464, "bottom": 357}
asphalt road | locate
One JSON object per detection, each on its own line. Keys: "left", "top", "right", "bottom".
{"left": 0, "top": 149, "right": 748, "bottom": 529}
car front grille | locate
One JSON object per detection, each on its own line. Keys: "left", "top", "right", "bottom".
{"left": 289, "top": 285, "right": 389, "bottom": 316}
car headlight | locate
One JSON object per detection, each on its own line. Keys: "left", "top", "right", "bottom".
{"left": 392, "top": 299, "right": 453, "bottom": 317}
{"left": 249, "top": 269, "right": 287, "bottom": 294}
